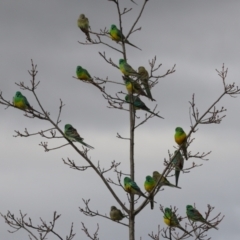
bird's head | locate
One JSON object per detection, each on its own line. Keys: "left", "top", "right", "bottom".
{"left": 119, "top": 59, "right": 125, "bottom": 65}
{"left": 79, "top": 14, "right": 85, "bottom": 19}
{"left": 124, "top": 177, "right": 131, "bottom": 184}
{"left": 65, "top": 124, "right": 72, "bottom": 131}
{"left": 111, "top": 206, "right": 117, "bottom": 211}
{"left": 15, "top": 91, "right": 22, "bottom": 97}
{"left": 175, "top": 127, "right": 184, "bottom": 134}
{"left": 76, "top": 66, "right": 83, "bottom": 72}
{"left": 110, "top": 24, "right": 117, "bottom": 30}
{"left": 146, "top": 175, "right": 153, "bottom": 182}
{"left": 138, "top": 66, "right": 144, "bottom": 73}
{"left": 186, "top": 205, "right": 194, "bottom": 211}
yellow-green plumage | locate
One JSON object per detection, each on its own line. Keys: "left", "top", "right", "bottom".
{"left": 109, "top": 206, "right": 125, "bottom": 221}
{"left": 124, "top": 177, "right": 147, "bottom": 198}
{"left": 123, "top": 77, "right": 147, "bottom": 97}
{"left": 164, "top": 208, "right": 193, "bottom": 236}
{"left": 76, "top": 66, "right": 92, "bottom": 81}
{"left": 119, "top": 59, "right": 140, "bottom": 77}
{"left": 175, "top": 127, "right": 188, "bottom": 160}
{"left": 109, "top": 24, "right": 141, "bottom": 50}
{"left": 144, "top": 176, "right": 156, "bottom": 209}
{"left": 77, "top": 14, "right": 91, "bottom": 41}
{"left": 152, "top": 171, "right": 181, "bottom": 189}
{"left": 138, "top": 66, "right": 154, "bottom": 101}
{"left": 13, "top": 91, "right": 32, "bottom": 110}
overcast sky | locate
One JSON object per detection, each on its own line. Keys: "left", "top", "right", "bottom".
{"left": 1, "top": 0, "right": 240, "bottom": 239}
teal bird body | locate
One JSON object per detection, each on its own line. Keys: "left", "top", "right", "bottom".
{"left": 124, "top": 177, "right": 147, "bottom": 198}
{"left": 125, "top": 94, "right": 163, "bottom": 119}
{"left": 64, "top": 124, "right": 94, "bottom": 149}
{"left": 13, "top": 91, "right": 32, "bottom": 110}
{"left": 109, "top": 25, "right": 141, "bottom": 50}
{"left": 172, "top": 150, "right": 184, "bottom": 186}
{"left": 186, "top": 205, "right": 218, "bottom": 230}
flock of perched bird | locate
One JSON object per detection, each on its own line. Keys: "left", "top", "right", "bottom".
{"left": 11, "top": 13, "right": 218, "bottom": 236}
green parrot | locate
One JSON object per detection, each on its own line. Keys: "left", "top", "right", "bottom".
{"left": 64, "top": 124, "right": 94, "bottom": 149}
{"left": 175, "top": 127, "right": 188, "bottom": 160}
{"left": 163, "top": 208, "right": 193, "bottom": 236}
{"left": 172, "top": 150, "right": 184, "bottom": 186}
{"left": 152, "top": 171, "right": 181, "bottom": 189}
{"left": 125, "top": 94, "right": 163, "bottom": 119}
{"left": 123, "top": 77, "right": 148, "bottom": 98}
{"left": 13, "top": 91, "right": 32, "bottom": 110}
{"left": 186, "top": 205, "right": 218, "bottom": 230}
{"left": 119, "top": 59, "right": 140, "bottom": 77}
{"left": 138, "top": 66, "right": 153, "bottom": 100}
{"left": 144, "top": 176, "right": 156, "bottom": 209}
{"left": 77, "top": 14, "right": 91, "bottom": 41}
{"left": 124, "top": 177, "right": 147, "bottom": 198}
{"left": 109, "top": 206, "right": 125, "bottom": 221}
{"left": 76, "top": 66, "right": 92, "bottom": 81}
{"left": 109, "top": 24, "right": 141, "bottom": 50}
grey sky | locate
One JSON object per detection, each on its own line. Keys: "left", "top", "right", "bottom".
{"left": 1, "top": 0, "right": 240, "bottom": 239}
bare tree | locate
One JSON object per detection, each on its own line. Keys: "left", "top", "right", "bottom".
{"left": 0, "top": 0, "right": 238, "bottom": 239}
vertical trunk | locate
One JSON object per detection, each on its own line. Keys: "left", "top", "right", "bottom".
{"left": 129, "top": 94, "right": 135, "bottom": 240}
{"left": 129, "top": 212, "right": 135, "bottom": 240}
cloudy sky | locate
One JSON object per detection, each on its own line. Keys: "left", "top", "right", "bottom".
{"left": 1, "top": 0, "right": 240, "bottom": 239}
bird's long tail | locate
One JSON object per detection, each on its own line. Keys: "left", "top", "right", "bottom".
{"left": 148, "top": 194, "right": 154, "bottom": 210}
{"left": 85, "top": 32, "right": 91, "bottom": 42}
{"left": 205, "top": 221, "right": 219, "bottom": 230}
{"left": 181, "top": 144, "right": 188, "bottom": 160}
{"left": 147, "top": 110, "right": 164, "bottom": 119}
{"left": 80, "top": 27, "right": 91, "bottom": 41}
{"left": 126, "top": 40, "right": 142, "bottom": 51}
{"left": 175, "top": 170, "right": 180, "bottom": 187}
{"left": 81, "top": 141, "right": 94, "bottom": 149}
{"left": 143, "top": 83, "right": 154, "bottom": 101}
{"left": 168, "top": 183, "right": 181, "bottom": 189}
{"left": 178, "top": 226, "right": 193, "bottom": 236}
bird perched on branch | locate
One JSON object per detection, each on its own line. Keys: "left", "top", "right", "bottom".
{"left": 144, "top": 176, "right": 156, "bottom": 209}
{"left": 124, "top": 177, "right": 147, "bottom": 198}
{"left": 163, "top": 208, "right": 193, "bottom": 236}
{"left": 172, "top": 150, "right": 184, "bottom": 186}
{"left": 76, "top": 66, "right": 92, "bottom": 81}
{"left": 125, "top": 94, "right": 162, "bottom": 118}
{"left": 64, "top": 124, "right": 94, "bottom": 149}
{"left": 77, "top": 14, "right": 91, "bottom": 41}
{"left": 175, "top": 127, "right": 188, "bottom": 160}
{"left": 186, "top": 205, "right": 218, "bottom": 230}
{"left": 13, "top": 91, "right": 32, "bottom": 110}
{"left": 123, "top": 77, "right": 148, "bottom": 98}
{"left": 109, "top": 206, "right": 125, "bottom": 221}
{"left": 138, "top": 66, "right": 154, "bottom": 100}
{"left": 119, "top": 59, "right": 140, "bottom": 77}
{"left": 152, "top": 171, "right": 181, "bottom": 189}
{"left": 109, "top": 24, "right": 141, "bottom": 50}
